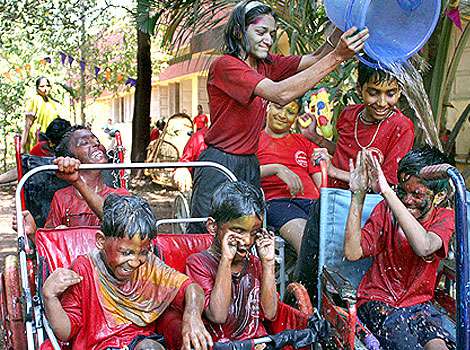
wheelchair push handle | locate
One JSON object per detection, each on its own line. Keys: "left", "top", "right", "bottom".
{"left": 419, "top": 163, "right": 453, "bottom": 180}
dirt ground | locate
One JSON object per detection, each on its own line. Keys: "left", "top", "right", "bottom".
{"left": 0, "top": 179, "right": 180, "bottom": 347}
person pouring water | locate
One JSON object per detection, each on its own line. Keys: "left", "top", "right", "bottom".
{"left": 188, "top": 0, "right": 369, "bottom": 232}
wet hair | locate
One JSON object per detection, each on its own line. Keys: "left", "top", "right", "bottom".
{"left": 101, "top": 194, "right": 158, "bottom": 240}
{"left": 35, "top": 76, "right": 51, "bottom": 89}
{"left": 357, "top": 61, "right": 398, "bottom": 88}
{"left": 210, "top": 180, "right": 264, "bottom": 225}
{"left": 398, "top": 145, "right": 453, "bottom": 194}
{"left": 224, "top": 0, "right": 276, "bottom": 59}
{"left": 45, "top": 118, "right": 71, "bottom": 146}
{"left": 54, "top": 125, "right": 87, "bottom": 157}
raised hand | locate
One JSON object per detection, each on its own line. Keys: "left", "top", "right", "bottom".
{"left": 349, "top": 151, "right": 369, "bottom": 193}
{"left": 221, "top": 232, "right": 241, "bottom": 261}
{"left": 276, "top": 165, "right": 304, "bottom": 197}
{"left": 256, "top": 229, "right": 275, "bottom": 263}
{"left": 42, "top": 268, "right": 83, "bottom": 300}
{"left": 365, "top": 150, "right": 391, "bottom": 195}
{"left": 54, "top": 157, "right": 81, "bottom": 184}
{"left": 333, "top": 27, "right": 369, "bottom": 61}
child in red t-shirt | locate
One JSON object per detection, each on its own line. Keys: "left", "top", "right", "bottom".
{"left": 257, "top": 100, "right": 322, "bottom": 254}
{"left": 344, "top": 147, "right": 454, "bottom": 350}
{"left": 42, "top": 194, "right": 212, "bottom": 350}
{"left": 186, "top": 181, "right": 278, "bottom": 341}
{"left": 304, "top": 61, "right": 415, "bottom": 189}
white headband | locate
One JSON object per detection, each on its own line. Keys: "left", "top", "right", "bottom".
{"left": 244, "top": 1, "right": 265, "bottom": 14}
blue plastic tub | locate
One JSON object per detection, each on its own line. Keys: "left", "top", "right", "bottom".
{"left": 324, "top": 0, "right": 441, "bottom": 68}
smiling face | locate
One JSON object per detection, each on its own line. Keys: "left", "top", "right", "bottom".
{"left": 359, "top": 78, "right": 401, "bottom": 122}
{"left": 36, "top": 78, "right": 51, "bottom": 97}
{"left": 397, "top": 174, "right": 436, "bottom": 221}
{"left": 97, "top": 232, "right": 151, "bottom": 282}
{"left": 266, "top": 101, "right": 299, "bottom": 136}
{"left": 217, "top": 215, "right": 262, "bottom": 261}
{"left": 245, "top": 14, "right": 276, "bottom": 60}
{"left": 69, "top": 129, "right": 107, "bottom": 164}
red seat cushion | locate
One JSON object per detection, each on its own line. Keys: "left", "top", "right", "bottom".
{"left": 154, "top": 234, "right": 213, "bottom": 273}
{"left": 35, "top": 228, "right": 213, "bottom": 273}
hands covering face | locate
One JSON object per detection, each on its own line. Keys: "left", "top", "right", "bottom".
{"left": 349, "top": 150, "right": 391, "bottom": 194}
{"left": 220, "top": 227, "right": 275, "bottom": 263}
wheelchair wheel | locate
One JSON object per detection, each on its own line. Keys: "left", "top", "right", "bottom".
{"left": 173, "top": 191, "right": 191, "bottom": 233}
{"left": 3, "top": 255, "right": 27, "bottom": 350}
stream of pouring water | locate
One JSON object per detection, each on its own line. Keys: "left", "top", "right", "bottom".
{"left": 380, "top": 55, "right": 443, "bottom": 151}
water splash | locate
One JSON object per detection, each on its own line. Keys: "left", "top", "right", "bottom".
{"left": 381, "top": 55, "right": 443, "bottom": 151}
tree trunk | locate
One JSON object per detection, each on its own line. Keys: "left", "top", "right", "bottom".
{"left": 131, "top": 29, "right": 152, "bottom": 164}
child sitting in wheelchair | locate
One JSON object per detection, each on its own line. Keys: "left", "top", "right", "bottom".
{"left": 42, "top": 194, "right": 212, "bottom": 350}
{"left": 344, "top": 146, "right": 455, "bottom": 350}
{"left": 186, "top": 180, "right": 317, "bottom": 344}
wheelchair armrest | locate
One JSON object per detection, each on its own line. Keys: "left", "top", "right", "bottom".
{"left": 322, "top": 267, "right": 357, "bottom": 304}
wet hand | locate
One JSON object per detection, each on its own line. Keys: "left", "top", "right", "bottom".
{"left": 221, "top": 232, "right": 242, "bottom": 261}
{"left": 334, "top": 27, "right": 369, "bottom": 61}
{"left": 364, "top": 150, "right": 390, "bottom": 194}
{"left": 42, "top": 268, "right": 83, "bottom": 299}
{"left": 173, "top": 168, "right": 193, "bottom": 192}
{"left": 181, "top": 315, "right": 213, "bottom": 350}
{"left": 54, "top": 157, "right": 81, "bottom": 184}
{"left": 276, "top": 165, "right": 304, "bottom": 197}
{"left": 256, "top": 229, "right": 275, "bottom": 263}
{"left": 349, "top": 151, "right": 369, "bottom": 193}
{"left": 12, "top": 210, "right": 36, "bottom": 239}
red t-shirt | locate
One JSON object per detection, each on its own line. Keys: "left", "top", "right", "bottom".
{"left": 60, "top": 255, "right": 190, "bottom": 349}
{"left": 45, "top": 185, "right": 129, "bottom": 228}
{"left": 357, "top": 201, "right": 455, "bottom": 308}
{"left": 150, "top": 128, "right": 160, "bottom": 142}
{"left": 330, "top": 104, "right": 414, "bottom": 189}
{"left": 257, "top": 131, "right": 321, "bottom": 201}
{"left": 179, "top": 127, "right": 208, "bottom": 163}
{"left": 186, "top": 251, "right": 268, "bottom": 341}
{"left": 205, "top": 54, "right": 301, "bottom": 155}
{"left": 193, "top": 114, "right": 209, "bottom": 131}
{"left": 30, "top": 140, "right": 53, "bottom": 157}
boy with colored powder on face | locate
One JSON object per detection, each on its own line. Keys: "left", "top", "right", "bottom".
{"left": 185, "top": 181, "right": 278, "bottom": 341}
{"left": 42, "top": 194, "right": 213, "bottom": 350}
{"left": 344, "top": 147, "right": 455, "bottom": 350}
{"left": 257, "top": 100, "right": 323, "bottom": 254}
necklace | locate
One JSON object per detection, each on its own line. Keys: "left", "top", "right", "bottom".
{"left": 354, "top": 109, "right": 394, "bottom": 150}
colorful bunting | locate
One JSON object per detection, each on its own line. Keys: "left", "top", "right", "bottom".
{"left": 117, "top": 73, "right": 123, "bottom": 82}
{"left": 125, "top": 77, "right": 137, "bottom": 87}
{"left": 44, "top": 57, "right": 52, "bottom": 64}
{"left": 60, "top": 52, "right": 67, "bottom": 65}
{"left": 105, "top": 67, "right": 111, "bottom": 81}
{"left": 80, "top": 60, "right": 86, "bottom": 72}
{"left": 68, "top": 55, "right": 74, "bottom": 66}
{"left": 94, "top": 66, "right": 101, "bottom": 78}
{"left": 446, "top": 8, "right": 463, "bottom": 30}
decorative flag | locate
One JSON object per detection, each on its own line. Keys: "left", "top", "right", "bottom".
{"left": 44, "top": 57, "right": 52, "bottom": 64}
{"left": 24, "top": 64, "right": 31, "bottom": 74}
{"left": 446, "top": 8, "right": 462, "bottom": 30}
{"left": 94, "top": 66, "right": 101, "bottom": 78}
{"left": 68, "top": 55, "right": 74, "bottom": 66}
{"left": 39, "top": 58, "right": 46, "bottom": 65}
{"left": 15, "top": 67, "right": 23, "bottom": 79}
{"left": 60, "top": 52, "right": 67, "bottom": 65}
{"left": 117, "top": 73, "right": 123, "bottom": 82}
{"left": 80, "top": 60, "right": 86, "bottom": 72}
{"left": 125, "top": 77, "right": 137, "bottom": 87}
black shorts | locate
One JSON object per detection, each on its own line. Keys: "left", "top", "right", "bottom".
{"left": 358, "top": 301, "right": 455, "bottom": 350}
{"left": 266, "top": 198, "right": 314, "bottom": 231}
{"left": 188, "top": 146, "right": 260, "bottom": 233}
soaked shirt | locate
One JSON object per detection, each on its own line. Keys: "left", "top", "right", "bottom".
{"left": 60, "top": 255, "right": 190, "bottom": 349}
{"left": 357, "top": 201, "right": 455, "bottom": 308}
{"left": 330, "top": 104, "right": 414, "bottom": 189}
{"left": 186, "top": 251, "right": 268, "bottom": 341}
{"left": 45, "top": 185, "right": 128, "bottom": 228}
